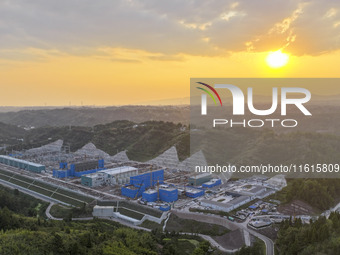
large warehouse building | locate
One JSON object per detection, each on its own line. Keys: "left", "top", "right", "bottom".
{"left": 200, "top": 195, "right": 251, "bottom": 212}
{"left": 81, "top": 166, "right": 138, "bottom": 187}
{"left": 0, "top": 155, "right": 45, "bottom": 173}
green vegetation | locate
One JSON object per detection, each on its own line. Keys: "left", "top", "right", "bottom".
{"left": 3, "top": 118, "right": 340, "bottom": 165}
{"left": 143, "top": 213, "right": 231, "bottom": 237}
{"left": 0, "top": 185, "right": 48, "bottom": 217}
{"left": 4, "top": 120, "right": 190, "bottom": 161}
{"left": 285, "top": 179, "right": 340, "bottom": 210}
{"left": 0, "top": 211, "right": 216, "bottom": 255}
{"left": 235, "top": 239, "right": 265, "bottom": 255}
{"left": 270, "top": 179, "right": 340, "bottom": 211}
{"left": 165, "top": 214, "right": 229, "bottom": 236}
{"left": 0, "top": 185, "right": 219, "bottom": 255}
{"left": 0, "top": 168, "right": 94, "bottom": 207}
{"left": 163, "top": 237, "right": 199, "bottom": 255}
{"left": 140, "top": 220, "right": 163, "bottom": 230}
{"left": 162, "top": 237, "right": 212, "bottom": 255}
{"left": 0, "top": 212, "right": 162, "bottom": 255}
{"left": 0, "top": 106, "right": 189, "bottom": 127}
{"left": 276, "top": 213, "right": 340, "bottom": 254}
{"left": 194, "top": 128, "right": 340, "bottom": 168}
{"left": 0, "top": 122, "right": 25, "bottom": 146}
{"left": 189, "top": 207, "right": 230, "bottom": 217}
{"left": 117, "top": 207, "right": 145, "bottom": 220}
{"left": 49, "top": 204, "right": 93, "bottom": 219}
{"left": 159, "top": 232, "right": 216, "bottom": 255}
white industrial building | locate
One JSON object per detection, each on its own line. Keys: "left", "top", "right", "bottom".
{"left": 200, "top": 195, "right": 251, "bottom": 212}
{"left": 81, "top": 166, "right": 138, "bottom": 187}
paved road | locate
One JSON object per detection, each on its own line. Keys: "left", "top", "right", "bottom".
{"left": 181, "top": 232, "right": 239, "bottom": 253}
{"left": 45, "top": 202, "right": 93, "bottom": 221}
{"left": 173, "top": 210, "right": 275, "bottom": 255}
{"left": 45, "top": 202, "right": 58, "bottom": 220}
{"left": 243, "top": 229, "right": 251, "bottom": 246}
{"left": 94, "top": 214, "right": 239, "bottom": 253}
{"left": 246, "top": 227, "right": 275, "bottom": 255}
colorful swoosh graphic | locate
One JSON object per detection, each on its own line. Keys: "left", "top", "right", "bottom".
{"left": 196, "top": 82, "right": 223, "bottom": 106}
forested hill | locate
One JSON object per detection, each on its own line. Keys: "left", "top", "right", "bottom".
{"left": 3, "top": 120, "right": 340, "bottom": 164}
{"left": 276, "top": 213, "right": 340, "bottom": 254}
{"left": 0, "top": 105, "right": 189, "bottom": 127}
{"left": 0, "top": 185, "right": 212, "bottom": 255}
{"left": 0, "top": 122, "right": 26, "bottom": 146}
{"left": 3, "top": 120, "right": 190, "bottom": 162}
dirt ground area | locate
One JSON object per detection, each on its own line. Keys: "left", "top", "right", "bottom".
{"left": 278, "top": 199, "right": 317, "bottom": 215}
{"left": 212, "top": 229, "right": 245, "bottom": 250}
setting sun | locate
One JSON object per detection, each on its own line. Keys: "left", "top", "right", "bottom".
{"left": 266, "top": 50, "right": 289, "bottom": 68}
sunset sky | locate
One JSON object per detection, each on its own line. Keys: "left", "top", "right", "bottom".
{"left": 1, "top": 0, "right": 340, "bottom": 106}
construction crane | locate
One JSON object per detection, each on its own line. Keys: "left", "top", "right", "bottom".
{"left": 157, "top": 179, "right": 160, "bottom": 202}
{"left": 194, "top": 171, "right": 198, "bottom": 186}
{"left": 184, "top": 176, "right": 188, "bottom": 194}
{"left": 150, "top": 169, "right": 153, "bottom": 188}
{"left": 134, "top": 180, "right": 144, "bottom": 200}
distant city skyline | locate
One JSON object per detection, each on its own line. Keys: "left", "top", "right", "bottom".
{"left": 1, "top": 1, "right": 340, "bottom": 106}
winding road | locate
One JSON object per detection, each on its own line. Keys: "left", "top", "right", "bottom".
{"left": 45, "top": 202, "right": 93, "bottom": 221}
{"left": 172, "top": 210, "right": 275, "bottom": 255}
{"left": 0, "top": 173, "right": 274, "bottom": 254}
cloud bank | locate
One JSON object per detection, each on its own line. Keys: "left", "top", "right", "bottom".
{"left": 0, "top": 0, "right": 340, "bottom": 60}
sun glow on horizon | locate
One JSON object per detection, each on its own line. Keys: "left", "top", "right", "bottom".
{"left": 266, "top": 50, "right": 289, "bottom": 68}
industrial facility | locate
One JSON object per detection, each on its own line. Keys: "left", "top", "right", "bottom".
{"left": 141, "top": 185, "right": 178, "bottom": 203}
{"left": 81, "top": 166, "right": 138, "bottom": 187}
{"left": 188, "top": 173, "right": 212, "bottom": 186}
{"left": 142, "top": 189, "right": 158, "bottom": 202}
{"left": 185, "top": 187, "right": 205, "bottom": 198}
{"left": 121, "top": 184, "right": 146, "bottom": 199}
{"left": 129, "top": 169, "right": 164, "bottom": 189}
{"left": 117, "top": 168, "right": 180, "bottom": 204}
{"left": 0, "top": 139, "right": 288, "bottom": 220}
{"left": 53, "top": 159, "right": 105, "bottom": 178}
{"left": 159, "top": 186, "right": 178, "bottom": 202}
{"left": 0, "top": 155, "right": 45, "bottom": 173}
{"left": 202, "top": 178, "right": 222, "bottom": 188}
{"left": 200, "top": 195, "right": 251, "bottom": 212}
{"left": 121, "top": 169, "right": 165, "bottom": 198}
